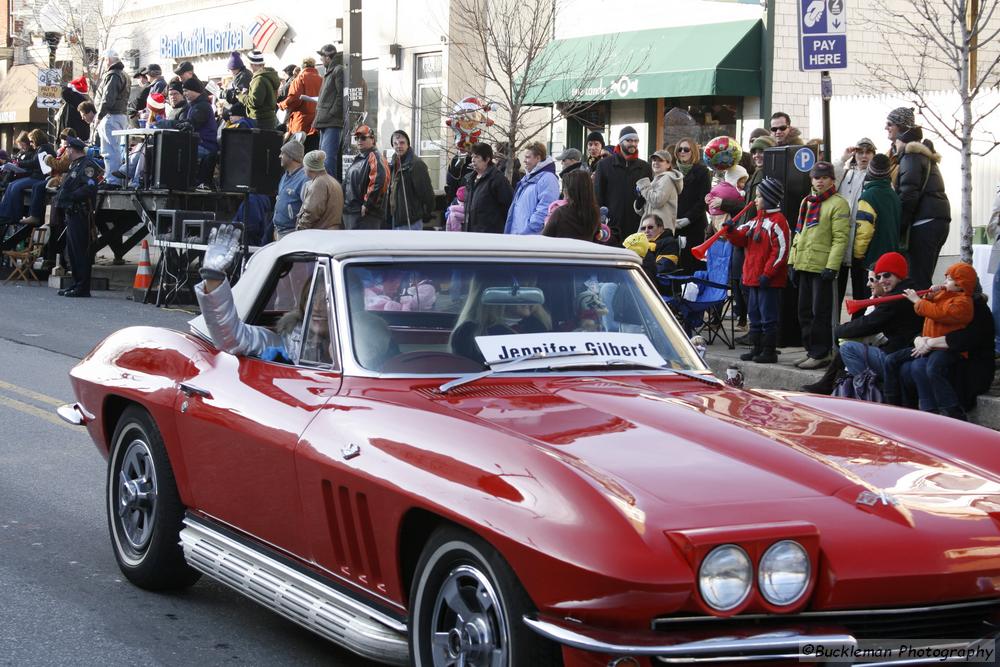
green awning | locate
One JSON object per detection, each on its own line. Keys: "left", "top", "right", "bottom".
{"left": 525, "top": 20, "right": 762, "bottom": 104}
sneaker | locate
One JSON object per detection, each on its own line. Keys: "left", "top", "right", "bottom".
{"left": 797, "top": 355, "right": 831, "bottom": 370}
{"left": 195, "top": 183, "right": 214, "bottom": 192}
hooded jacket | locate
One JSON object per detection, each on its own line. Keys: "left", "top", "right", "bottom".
{"left": 464, "top": 164, "right": 513, "bottom": 234}
{"left": 838, "top": 166, "right": 868, "bottom": 265}
{"left": 727, "top": 210, "right": 790, "bottom": 288}
{"left": 594, "top": 147, "right": 652, "bottom": 242}
{"left": 315, "top": 53, "right": 345, "bottom": 129}
{"left": 388, "top": 149, "right": 436, "bottom": 228}
{"left": 280, "top": 66, "right": 322, "bottom": 135}
{"left": 914, "top": 262, "right": 976, "bottom": 338}
{"left": 96, "top": 62, "right": 128, "bottom": 118}
{"left": 635, "top": 169, "right": 684, "bottom": 230}
{"left": 776, "top": 127, "right": 805, "bottom": 147}
{"left": 181, "top": 92, "right": 219, "bottom": 152}
{"left": 789, "top": 190, "right": 851, "bottom": 273}
{"left": 857, "top": 177, "right": 902, "bottom": 266}
{"left": 836, "top": 278, "right": 924, "bottom": 353}
{"left": 239, "top": 67, "right": 280, "bottom": 130}
{"left": 297, "top": 172, "right": 344, "bottom": 230}
{"left": 896, "top": 140, "right": 951, "bottom": 230}
{"left": 504, "top": 156, "right": 560, "bottom": 235}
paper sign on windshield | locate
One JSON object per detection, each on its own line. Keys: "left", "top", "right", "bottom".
{"left": 475, "top": 332, "right": 666, "bottom": 368}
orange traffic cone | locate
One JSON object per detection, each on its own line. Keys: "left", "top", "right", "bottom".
{"left": 132, "top": 240, "right": 153, "bottom": 301}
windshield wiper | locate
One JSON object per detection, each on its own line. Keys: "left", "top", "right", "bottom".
{"left": 544, "top": 357, "right": 668, "bottom": 371}
{"left": 438, "top": 349, "right": 597, "bottom": 393}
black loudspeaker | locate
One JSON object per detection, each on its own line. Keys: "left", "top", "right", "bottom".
{"left": 147, "top": 130, "right": 198, "bottom": 190}
{"left": 220, "top": 128, "right": 284, "bottom": 196}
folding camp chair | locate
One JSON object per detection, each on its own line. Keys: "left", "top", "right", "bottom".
{"left": 3, "top": 224, "right": 50, "bottom": 285}
{"left": 660, "top": 238, "right": 736, "bottom": 349}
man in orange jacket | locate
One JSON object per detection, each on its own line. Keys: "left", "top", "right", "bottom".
{"left": 279, "top": 57, "right": 322, "bottom": 152}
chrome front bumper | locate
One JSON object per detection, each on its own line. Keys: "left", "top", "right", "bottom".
{"left": 523, "top": 615, "right": 999, "bottom": 664}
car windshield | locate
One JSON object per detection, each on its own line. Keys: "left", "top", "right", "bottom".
{"left": 343, "top": 261, "right": 702, "bottom": 374}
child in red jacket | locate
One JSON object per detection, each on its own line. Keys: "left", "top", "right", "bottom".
{"left": 722, "top": 177, "right": 789, "bottom": 363}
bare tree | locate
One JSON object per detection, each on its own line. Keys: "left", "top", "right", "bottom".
{"left": 864, "top": 0, "right": 1000, "bottom": 263}
{"left": 443, "top": 0, "right": 644, "bottom": 180}
{"left": 15, "top": 0, "right": 132, "bottom": 89}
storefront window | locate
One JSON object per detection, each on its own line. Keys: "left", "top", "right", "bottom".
{"left": 414, "top": 53, "right": 444, "bottom": 191}
{"left": 662, "top": 97, "right": 741, "bottom": 149}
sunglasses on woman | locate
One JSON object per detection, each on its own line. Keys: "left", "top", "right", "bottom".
{"left": 676, "top": 147, "right": 691, "bottom": 153}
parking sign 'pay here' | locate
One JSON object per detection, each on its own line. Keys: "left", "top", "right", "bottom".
{"left": 799, "top": 0, "right": 848, "bottom": 70}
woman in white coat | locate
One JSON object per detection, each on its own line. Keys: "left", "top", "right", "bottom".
{"left": 635, "top": 149, "right": 685, "bottom": 234}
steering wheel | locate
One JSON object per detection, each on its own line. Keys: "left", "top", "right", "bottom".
{"left": 380, "top": 351, "right": 486, "bottom": 374}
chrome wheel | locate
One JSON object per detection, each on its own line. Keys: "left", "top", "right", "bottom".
{"left": 116, "top": 438, "right": 158, "bottom": 552}
{"left": 429, "top": 564, "right": 509, "bottom": 667}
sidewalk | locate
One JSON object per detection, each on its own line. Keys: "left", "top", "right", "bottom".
{"left": 703, "top": 342, "right": 1000, "bottom": 431}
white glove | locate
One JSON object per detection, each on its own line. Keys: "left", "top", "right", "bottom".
{"left": 200, "top": 224, "right": 241, "bottom": 281}
{"left": 676, "top": 217, "right": 691, "bottom": 229}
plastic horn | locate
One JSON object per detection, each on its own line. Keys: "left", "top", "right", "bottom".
{"left": 690, "top": 201, "right": 756, "bottom": 261}
{"left": 845, "top": 289, "right": 932, "bottom": 316}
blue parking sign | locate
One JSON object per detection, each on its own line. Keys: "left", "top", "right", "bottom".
{"left": 801, "top": 35, "right": 847, "bottom": 69}
{"left": 800, "top": 0, "right": 847, "bottom": 70}
{"left": 794, "top": 147, "right": 815, "bottom": 173}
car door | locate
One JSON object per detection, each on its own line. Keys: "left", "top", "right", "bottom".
{"left": 175, "top": 259, "right": 342, "bottom": 557}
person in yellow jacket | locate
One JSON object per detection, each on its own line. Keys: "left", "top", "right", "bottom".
{"left": 789, "top": 161, "right": 851, "bottom": 368}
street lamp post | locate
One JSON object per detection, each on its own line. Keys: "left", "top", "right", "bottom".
{"left": 43, "top": 31, "right": 61, "bottom": 141}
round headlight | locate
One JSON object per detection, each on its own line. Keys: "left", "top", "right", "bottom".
{"left": 698, "top": 545, "right": 752, "bottom": 611}
{"left": 758, "top": 540, "right": 810, "bottom": 606}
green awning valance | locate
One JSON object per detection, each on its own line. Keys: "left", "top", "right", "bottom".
{"left": 525, "top": 20, "right": 763, "bottom": 104}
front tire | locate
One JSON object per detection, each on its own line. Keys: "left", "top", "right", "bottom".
{"left": 107, "top": 405, "right": 199, "bottom": 590}
{"left": 409, "top": 526, "right": 560, "bottom": 667}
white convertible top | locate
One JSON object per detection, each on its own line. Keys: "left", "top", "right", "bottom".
{"left": 190, "top": 230, "right": 641, "bottom": 337}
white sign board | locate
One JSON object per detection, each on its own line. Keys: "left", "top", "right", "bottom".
{"left": 36, "top": 67, "right": 61, "bottom": 109}
{"left": 475, "top": 332, "right": 667, "bottom": 368}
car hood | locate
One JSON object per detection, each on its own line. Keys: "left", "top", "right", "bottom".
{"left": 428, "top": 375, "right": 1000, "bottom": 519}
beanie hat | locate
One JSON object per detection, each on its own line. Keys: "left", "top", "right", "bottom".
{"left": 724, "top": 165, "right": 748, "bottom": 188}
{"left": 168, "top": 80, "right": 183, "bottom": 94}
{"left": 146, "top": 92, "right": 166, "bottom": 111}
{"left": 303, "top": 150, "right": 326, "bottom": 171}
{"left": 899, "top": 126, "right": 923, "bottom": 144}
{"left": 874, "top": 251, "right": 908, "bottom": 279}
{"left": 750, "top": 135, "right": 775, "bottom": 153}
{"left": 229, "top": 101, "right": 247, "bottom": 117}
{"left": 618, "top": 126, "right": 639, "bottom": 143}
{"left": 69, "top": 75, "right": 88, "bottom": 94}
{"left": 280, "top": 140, "right": 305, "bottom": 162}
{"left": 586, "top": 131, "right": 605, "bottom": 147}
{"left": 749, "top": 127, "right": 770, "bottom": 140}
{"left": 945, "top": 262, "right": 977, "bottom": 295}
{"left": 886, "top": 107, "right": 915, "bottom": 129}
{"left": 227, "top": 51, "right": 245, "bottom": 70}
{"left": 146, "top": 64, "right": 162, "bottom": 75}
{"left": 809, "top": 161, "right": 835, "bottom": 179}
{"left": 867, "top": 153, "right": 891, "bottom": 180}
{"left": 756, "top": 177, "right": 784, "bottom": 210}
{"left": 247, "top": 50, "right": 265, "bottom": 65}
{"left": 181, "top": 77, "right": 204, "bottom": 93}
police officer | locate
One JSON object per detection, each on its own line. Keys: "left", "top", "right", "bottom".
{"left": 57, "top": 137, "right": 102, "bottom": 297}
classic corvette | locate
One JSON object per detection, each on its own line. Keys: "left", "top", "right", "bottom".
{"left": 61, "top": 230, "right": 1000, "bottom": 666}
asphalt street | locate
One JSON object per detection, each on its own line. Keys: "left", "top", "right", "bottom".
{"left": 0, "top": 283, "right": 381, "bottom": 666}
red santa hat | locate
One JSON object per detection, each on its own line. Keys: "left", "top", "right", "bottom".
{"left": 146, "top": 92, "right": 166, "bottom": 111}
{"left": 70, "top": 75, "right": 88, "bottom": 94}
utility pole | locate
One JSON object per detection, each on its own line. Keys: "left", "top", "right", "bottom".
{"left": 342, "top": 0, "right": 363, "bottom": 175}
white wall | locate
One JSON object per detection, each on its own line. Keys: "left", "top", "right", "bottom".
{"left": 555, "top": 0, "right": 763, "bottom": 37}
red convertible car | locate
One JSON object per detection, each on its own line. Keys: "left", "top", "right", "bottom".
{"left": 61, "top": 231, "right": 1000, "bottom": 666}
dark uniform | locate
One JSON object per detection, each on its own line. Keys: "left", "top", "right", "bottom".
{"left": 57, "top": 146, "right": 101, "bottom": 297}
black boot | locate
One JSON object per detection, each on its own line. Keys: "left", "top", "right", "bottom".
{"left": 740, "top": 332, "right": 761, "bottom": 361}
{"left": 753, "top": 332, "right": 778, "bottom": 364}
{"left": 800, "top": 350, "right": 845, "bottom": 394}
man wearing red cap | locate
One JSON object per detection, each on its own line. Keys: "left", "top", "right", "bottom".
{"left": 60, "top": 76, "right": 91, "bottom": 141}
{"left": 833, "top": 251, "right": 923, "bottom": 385}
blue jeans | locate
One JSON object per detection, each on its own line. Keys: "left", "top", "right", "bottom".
{"left": 319, "top": 127, "right": 342, "bottom": 178}
{"left": 839, "top": 341, "right": 887, "bottom": 377}
{"left": 909, "top": 349, "right": 962, "bottom": 411}
{"left": 993, "top": 270, "right": 1000, "bottom": 354}
{"left": 98, "top": 114, "right": 127, "bottom": 184}
{"left": 746, "top": 286, "right": 779, "bottom": 335}
{"left": 0, "top": 177, "right": 42, "bottom": 221}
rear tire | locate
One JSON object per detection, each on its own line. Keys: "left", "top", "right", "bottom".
{"left": 107, "top": 405, "right": 199, "bottom": 590}
{"left": 408, "top": 525, "right": 560, "bottom": 666}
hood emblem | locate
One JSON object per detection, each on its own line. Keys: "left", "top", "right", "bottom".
{"left": 857, "top": 489, "right": 898, "bottom": 507}
{"left": 341, "top": 443, "right": 361, "bottom": 460}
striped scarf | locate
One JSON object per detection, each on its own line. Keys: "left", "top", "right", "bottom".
{"left": 796, "top": 186, "right": 837, "bottom": 233}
